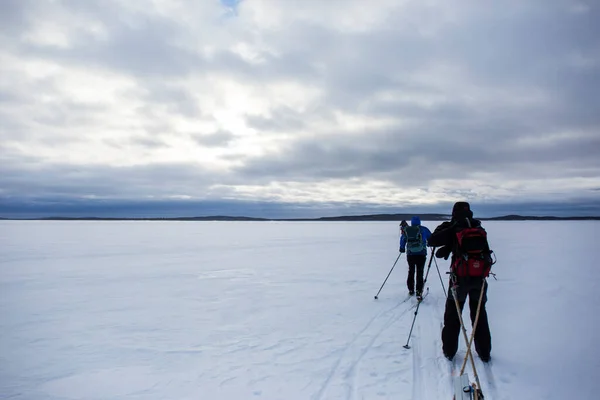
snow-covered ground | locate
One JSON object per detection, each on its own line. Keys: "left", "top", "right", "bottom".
{"left": 1, "top": 220, "right": 599, "bottom": 399}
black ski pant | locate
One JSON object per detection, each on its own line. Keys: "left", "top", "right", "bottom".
{"left": 441, "top": 277, "right": 492, "bottom": 359}
{"left": 406, "top": 254, "right": 426, "bottom": 294}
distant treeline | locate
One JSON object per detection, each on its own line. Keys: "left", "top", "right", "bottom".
{"left": 1, "top": 214, "right": 599, "bottom": 221}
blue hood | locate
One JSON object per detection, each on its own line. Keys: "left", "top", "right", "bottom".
{"left": 411, "top": 216, "right": 421, "bottom": 226}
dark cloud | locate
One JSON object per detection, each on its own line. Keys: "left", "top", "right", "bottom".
{"left": 130, "top": 136, "right": 169, "bottom": 149}
{"left": 141, "top": 82, "right": 202, "bottom": 118}
{"left": 0, "top": 90, "right": 22, "bottom": 103}
{"left": 256, "top": 1, "right": 600, "bottom": 129}
{"left": 234, "top": 113, "right": 600, "bottom": 185}
{"left": 0, "top": 159, "right": 221, "bottom": 201}
{"left": 1, "top": 195, "right": 599, "bottom": 219}
{"left": 31, "top": 101, "right": 110, "bottom": 130}
{"left": 192, "top": 131, "right": 235, "bottom": 147}
{"left": 21, "top": 18, "right": 203, "bottom": 77}
{"left": 0, "top": 0, "right": 31, "bottom": 36}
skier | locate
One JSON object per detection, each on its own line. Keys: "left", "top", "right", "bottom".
{"left": 399, "top": 216, "right": 431, "bottom": 300}
{"left": 428, "top": 202, "right": 492, "bottom": 362}
{"left": 400, "top": 219, "right": 408, "bottom": 235}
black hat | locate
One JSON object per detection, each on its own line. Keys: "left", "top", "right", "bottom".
{"left": 452, "top": 201, "right": 473, "bottom": 219}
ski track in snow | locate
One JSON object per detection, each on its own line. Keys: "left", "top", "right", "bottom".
{"left": 479, "top": 360, "right": 502, "bottom": 400}
{"left": 410, "top": 320, "right": 422, "bottom": 400}
{"left": 313, "top": 295, "right": 416, "bottom": 400}
{"left": 410, "top": 291, "right": 455, "bottom": 400}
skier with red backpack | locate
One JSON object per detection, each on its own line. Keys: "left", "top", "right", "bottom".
{"left": 400, "top": 216, "right": 432, "bottom": 300}
{"left": 428, "top": 202, "right": 494, "bottom": 363}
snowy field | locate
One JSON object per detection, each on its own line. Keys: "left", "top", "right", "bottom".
{"left": 1, "top": 220, "right": 599, "bottom": 400}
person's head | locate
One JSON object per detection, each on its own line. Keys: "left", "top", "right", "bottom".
{"left": 411, "top": 216, "right": 421, "bottom": 226}
{"left": 400, "top": 220, "right": 408, "bottom": 227}
{"left": 452, "top": 202, "right": 473, "bottom": 220}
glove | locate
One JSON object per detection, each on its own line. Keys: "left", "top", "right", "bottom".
{"left": 399, "top": 248, "right": 406, "bottom": 253}
{"left": 435, "top": 246, "right": 451, "bottom": 260}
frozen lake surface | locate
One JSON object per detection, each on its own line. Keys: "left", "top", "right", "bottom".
{"left": 1, "top": 220, "right": 599, "bottom": 399}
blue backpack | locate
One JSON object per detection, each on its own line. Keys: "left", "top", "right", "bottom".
{"left": 405, "top": 226, "right": 425, "bottom": 253}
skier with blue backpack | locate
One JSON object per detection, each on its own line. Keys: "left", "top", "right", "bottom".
{"left": 400, "top": 216, "right": 432, "bottom": 300}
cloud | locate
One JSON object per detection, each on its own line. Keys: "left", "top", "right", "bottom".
{"left": 192, "top": 130, "right": 236, "bottom": 147}
{"left": 0, "top": 0, "right": 599, "bottom": 217}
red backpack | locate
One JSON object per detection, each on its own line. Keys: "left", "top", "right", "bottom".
{"left": 452, "top": 224, "right": 494, "bottom": 277}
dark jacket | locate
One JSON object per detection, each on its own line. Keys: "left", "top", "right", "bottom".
{"left": 428, "top": 206, "right": 484, "bottom": 262}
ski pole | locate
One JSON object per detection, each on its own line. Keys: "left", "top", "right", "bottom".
{"left": 402, "top": 249, "right": 435, "bottom": 349}
{"left": 451, "top": 284, "right": 484, "bottom": 395}
{"left": 433, "top": 257, "right": 447, "bottom": 298}
{"left": 402, "top": 287, "right": 429, "bottom": 349}
{"left": 422, "top": 247, "right": 436, "bottom": 287}
{"left": 374, "top": 253, "right": 402, "bottom": 300}
{"left": 459, "top": 279, "right": 487, "bottom": 375}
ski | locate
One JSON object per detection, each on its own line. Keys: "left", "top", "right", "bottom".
{"left": 483, "top": 361, "right": 495, "bottom": 386}
{"left": 452, "top": 373, "right": 485, "bottom": 399}
{"left": 447, "top": 356, "right": 457, "bottom": 394}
{"left": 480, "top": 360, "right": 496, "bottom": 398}
{"left": 453, "top": 374, "right": 473, "bottom": 400}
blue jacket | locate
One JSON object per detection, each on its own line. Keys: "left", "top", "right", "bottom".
{"left": 400, "top": 216, "right": 432, "bottom": 255}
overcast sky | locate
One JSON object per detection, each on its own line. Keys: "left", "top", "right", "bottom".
{"left": 1, "top": 0, "right": 599, "bottom": 218}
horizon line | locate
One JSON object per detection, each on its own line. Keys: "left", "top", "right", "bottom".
{"left": 2, "top": 213, "right": 600, "bottom": 221}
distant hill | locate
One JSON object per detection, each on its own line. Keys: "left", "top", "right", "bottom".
{"left": 34, "top": 216, "right": 270, "bottom": 221}
{"left": 1, "top": 213, "right": 599, "bottom": 221}
{"left": 302, "top": 213, "right": 451, "bottom": 221}
{"left": 482, "top": 215, "right": 600, "bottom": 221}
